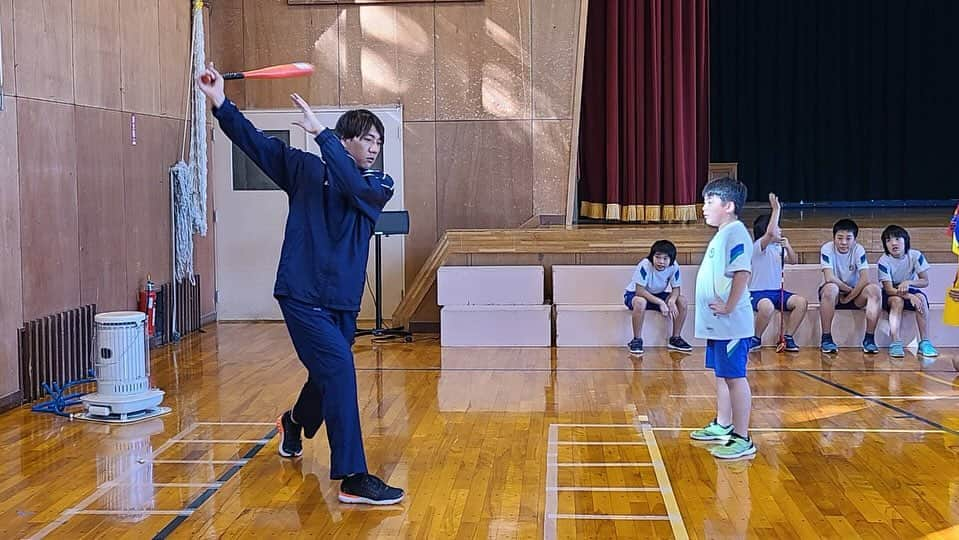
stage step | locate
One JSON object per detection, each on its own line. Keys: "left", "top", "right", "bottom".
{"left": 440, "top": 305, "right": 552, "bottom": 347}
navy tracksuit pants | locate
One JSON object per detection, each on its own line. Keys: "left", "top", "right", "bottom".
{"left": 278, "top": 297, "right": 368, "bottom": 479}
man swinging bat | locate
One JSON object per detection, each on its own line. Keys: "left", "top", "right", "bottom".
{"left": 196, "top": 62, "right": 404, "bottom": 505}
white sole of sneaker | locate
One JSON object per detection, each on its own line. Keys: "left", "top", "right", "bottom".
{"left": 667, "top": 346, "right": 692, "bottom": 353}
{"left": 629, "top": 351, "right": 644, "bottom": 356}
{"left": 712, "top": 446, "right": 757, "bottom": 460}
{"left": 689, "top": 434, "right": 731, "bottom": 442}
{"left": 276, "top": 416, "right": 303, "bottom": 458}
{"left": 338, "top": 492, "right": 404, "bottom": 505}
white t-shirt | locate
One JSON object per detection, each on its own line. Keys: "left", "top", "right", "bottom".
{"left": 820, "top": 242, "right": 868, "bottom": 287}
{"left": 625, "top": 259, "right": 681, "bottom": 294}
{"left": 877, "top": 249, "right": 929, "bottom": 286}
{"left": 695, "top": 221, "right": 754, "bottom": 340}
{"left": 749, "top": 239, "right": 784, "bottom": 292}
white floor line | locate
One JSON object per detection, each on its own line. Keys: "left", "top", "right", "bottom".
{"left": 172, "top": 439, "right": 272, "bottom": 444}
{"left": 151, "top": 459, "right": 249, "bottom": 465}
{"left": 549, "top": 513, "right": 670, "bottom": 521}
{"left": 916, "top": 372, "right": 959, "bottom": 388}
{"left": 555, "top": 462, "right": 654, "bottom": 467}
{"left": 553, "top": 423, "right": 635, "bottom": 428}
{"left": 544, "top": 424, "right": 558, "bottom": 540}
{"left": 669, "top": 394, "right": 959, "bottom": 400}
{"left": 72, "top": 509, "right": 195, "bottom": 516}
{"left": 195, "top": 421, "right": 276, "bottom": 426}
{"left": 651, "top": 427, "right": 945, "bottom": 434}
{"left": 114, "top": 482, "right": 224, "bottom": 488}
{"left": 548, "top": 487, "right": 662, "bottom": 492}
{"left": 632, "top": 409, "right": 689, "bottom": 540}
{"left": 556, "top": 441, "right": 648, "bottom": 446}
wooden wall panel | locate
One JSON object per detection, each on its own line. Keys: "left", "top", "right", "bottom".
{"left": 0, "top": 98, "right": 22, "bottom": 398}
{"left": 243, "top": 0, "right": 339, "bottom": 108}
{"left": 435, "top": 1, "right": 531, "bottom": 120}
{"left": 124, "top": 114, "right": 176, "bottom": 300}
{"left": 0, "top": 0, "right": 14, "bottom": 96}
{"left": 17, "top": 100, "right": 80, "bottom": 321}
{"left": 211, "top": 0, "right": 247, "bottom": 108}
{"left": 436, "top": 121, "right": 533, "bottom": 230}
{"left": 338, "top": 5, "right": 435, "bottom": 121}
{"left": 72, "top": 0, "right": 122, "bottom": 110}
{"left": 76, "top": 107, "right": 128, "bottom": 312}
{"left": 120, "top": 0, "right": 161, "bottom": 114}
{"left": 532, "top": 119, "right": 571, "bottom": 217}
{"left": 13, "top": 0, "right": 74, "bottom": 102}
{"left": 159, "top": 0, "right": 192, "bottom": 118}
{"left": 531, "top": 0, "right": 579, "bottom": 119}
{"left": 402, "top": 122, "right": 437, "bottom": 289}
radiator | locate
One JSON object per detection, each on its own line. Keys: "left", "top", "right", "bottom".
{"left": 18, "top": 304, "right": 97, "bottom": 403}
{"left": 152, "top": 274, "right": 202, "bottom": 348}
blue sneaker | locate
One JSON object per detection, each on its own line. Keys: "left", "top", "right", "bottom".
{"left": 889, "top": 341, "right": 905, "bottom": 358}
{"left": 783, "top": 335, "right": 799, "bottom": 352}
{"left": 628, "top": 338, "right": 644, "bottom": 355}
{"left": 862, "top": 336, "right": 879, "bottom": 354}
{"left": 748, "top": 336, "right": 762, "bottom": 352}
{"left": 821, "top": 336, "right": 838, "bottom": 354}
{"left": 918, "top": 340, "right": 939, "bottom": 358}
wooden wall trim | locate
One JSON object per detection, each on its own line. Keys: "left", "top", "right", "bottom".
{"left": 565, "top": 0, "right": 589, "bottom": 228}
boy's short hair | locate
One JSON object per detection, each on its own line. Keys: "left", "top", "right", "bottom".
{"left": 335, "top": 109, "right": 385, "bottom": 143}
{"left": 753, "top": 214, "right": 771, "bottom": 239}
{"left": 702, "top": 176, "right": 747, "bottom": 217}
{"left": 832, "top": 218, "right": 859, "bottom": 238}
{"left": 880, "top": 224, "right": 911, "bottom": 255}
{"left": 646, "top": 240, "right": 677, "bottom": 266}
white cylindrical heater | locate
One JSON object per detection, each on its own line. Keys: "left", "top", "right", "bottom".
{"left": 81, "top": 311, "right": 165, "bottom": 421}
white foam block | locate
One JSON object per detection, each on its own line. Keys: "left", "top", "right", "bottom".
{"left": 554, "top": 304, "right": 704, "bottom": 347}
{"left": 553, "top": 265, "right": 699, "bottom": 305}
{"left": 782, "top": 263, "right": 956, "bottom": 305}
{"left": 437, "top": 266, "right": 544, "bottom": 306}
{"left": 440, "top": 305, "right": 551, "bottom": 347}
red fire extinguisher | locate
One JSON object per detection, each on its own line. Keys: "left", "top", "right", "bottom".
{"left": 138, "top": 275, "right": 157, "bottom": 337}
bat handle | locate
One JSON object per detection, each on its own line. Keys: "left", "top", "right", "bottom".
{"left": 221, "top": 72, "right": 244, "bottom": 80}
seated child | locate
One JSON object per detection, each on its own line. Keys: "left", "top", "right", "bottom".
{"left": 877, "top": 225, "right": 938, "bottom": 358}
{"left": 819, "top": 219, "right": 882, "bottom": 353}
{"left": 748, "top": 193, "right": 808, "bottom": 352}
{"left": 624, "top": 240, "right": 693, "bottom": 355}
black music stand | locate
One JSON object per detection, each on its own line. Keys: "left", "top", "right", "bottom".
{"left": 356, "top": 210, "right": 413, "bottom": 342}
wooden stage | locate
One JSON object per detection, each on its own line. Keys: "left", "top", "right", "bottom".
{"left": 2, "top": 322, "right": 958, "bottom": 538}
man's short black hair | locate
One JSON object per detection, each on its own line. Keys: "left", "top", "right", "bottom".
{"left": 335, "top": 109, "right": 385, "bottom": 143}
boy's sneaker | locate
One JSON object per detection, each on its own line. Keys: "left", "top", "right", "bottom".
{"left": 667, "top": 336, "right": 693, "bottom": 352}
{"left": 783, "top": 335, "right": 799, "bottom": 353}
{"left": 276, "top": 410, "right": 303, "bottom": 458}
{"left": 889, "top": 341, "right": 905, "bottom": 358}
{"left": 710, "top": 433, "right": 757, "bottom": 460}
{"left": 339, "top": 473, "right": 405, "bottom": 505}
{"left": 918, "top": 340, "right": 939, "bottom": 358}
{"left": 820, "top": 336, "right": 838, "bottom": 354}
{"left": 690, "top": 419, "right": 734, "bottom": 441}
{"left": 627, "top": 338, "right": 644, "bottom": 355}
{"left": 748, "top": 336, "right": 762, "bottom": 352}
{"left": 862, "top": 336, "right": 879, "bottom": 354}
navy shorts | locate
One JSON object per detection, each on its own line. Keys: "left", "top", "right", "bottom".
{"left": 705, "top": 338, "right": 749, "bottom": 379}
{"left": 882, "top": 287, "right": 928, "bottom": 312}
{"left": 818, "top": 284, "right": 861, "bottom": 310}
{"left": 750, "top": 289, "right": 795, "bottom": 312}
{"left": 624, "top": 291, "right": 670, "bottom": 311}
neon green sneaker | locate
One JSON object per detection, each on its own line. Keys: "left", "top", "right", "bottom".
{"left": 690, "top": 419, "right": 733, "bottom": 441}
{"left": 710, "top": 433, "right": 757, "bottom": 459}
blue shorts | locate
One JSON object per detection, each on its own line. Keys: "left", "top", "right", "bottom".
{"left": 705, "top": 339, "right": 749, "bottom": 379}
{"left": 750, "top": 289, "right": 795, "bottom": 312}
{"left": 818, "top": 284, "right": 861, "bottom": 310}
{"left": 882, "top": 287, "right": 928, "bottom": 312}
{"left": 624, "top": 291, "right": 670, "bottom": 311}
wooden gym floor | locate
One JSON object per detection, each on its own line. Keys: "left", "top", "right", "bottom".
{"left": 2, "top": 322, "right": 958, "bottom": 539}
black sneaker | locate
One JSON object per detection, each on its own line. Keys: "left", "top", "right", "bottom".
{"left": 338, "top": 473, "right": 405, "bottom": 505}
{"left": 276, "top": 410, "right": 303, "bottom": 458}
{"left": 667, "top": 336, "right": 693, "bottom": 352}
{"left": 627, "top": 338, "right": 644, "bottom": 355}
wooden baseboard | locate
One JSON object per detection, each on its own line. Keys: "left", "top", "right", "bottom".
{"left": 0, "top": 390, "right": 23, "bottom": 413}
{"left": 201, "top": 312, "right": 217, "bottom": 326}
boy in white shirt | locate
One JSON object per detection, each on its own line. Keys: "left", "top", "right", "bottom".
{"left": 624, "top": 240, "right": 693, "bottom": 355}
{"left": 877, "top": 225, "right": 938, "bottom": 358}
{"left": 748, "top": 193, "right": 808, "bottom": 352}
{"left": 819, "top": 219, "right": 882, "bottom": 353}
{"left": 690, "top": 177, "right": 756, "bottom": 459}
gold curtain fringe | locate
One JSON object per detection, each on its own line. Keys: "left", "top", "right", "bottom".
{"left": 580, "top": 201, "right": 700, "bottom": 223}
